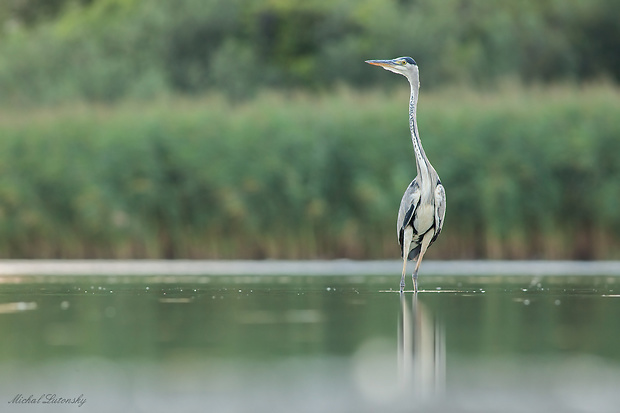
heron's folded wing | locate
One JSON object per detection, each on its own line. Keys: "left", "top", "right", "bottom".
{"left": 397, "top": 179, "right": 421, "bottom": 242}
{"left": 433, "top": 183, "right": 446, "bottom": 240}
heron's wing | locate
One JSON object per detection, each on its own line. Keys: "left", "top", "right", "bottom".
{"left": 397, "top": 178, "right": 421, "bottom": 245}
{"left": 432, "top": 182, "right": 446, "bottom": 240}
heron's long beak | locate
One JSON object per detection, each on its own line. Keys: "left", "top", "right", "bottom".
{"left": 365, "top": 59, "right": 398, "bottom": 69}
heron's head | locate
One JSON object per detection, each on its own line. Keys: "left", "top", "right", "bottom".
{"left": 366, "top": 57, "right": 419, "bottom": 84}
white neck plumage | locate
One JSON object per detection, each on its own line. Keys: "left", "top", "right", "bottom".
{"left": 408, "top": 78, "right": 432, "bottom": 185}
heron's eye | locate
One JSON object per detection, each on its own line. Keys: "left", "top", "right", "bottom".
{"left": 399, "top": 60, "right": 407, "bottom": 65}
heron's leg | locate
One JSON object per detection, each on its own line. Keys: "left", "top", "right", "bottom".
{"left": 400, "top": 227, "right": 414, "bottom": 292}
{"left": 412, "top": 258, "right": 422, "bottom": 294}
{"left": 412, "top": 231, "right": 434, "bottom": 294}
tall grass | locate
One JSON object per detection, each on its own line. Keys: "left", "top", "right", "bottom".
{"left": 0, "top": 84, "right": 619, "bottom": 259}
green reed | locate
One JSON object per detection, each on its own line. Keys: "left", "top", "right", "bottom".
{"left": 0, "top": 85, "right": 619, "bottom": 259}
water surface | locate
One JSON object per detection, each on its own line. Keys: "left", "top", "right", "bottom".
{"left": 1, "top": 273, "right": 619, "bottom": 412}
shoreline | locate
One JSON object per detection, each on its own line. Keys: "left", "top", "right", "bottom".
{"left": 1, "top": 259, "right": 620, "bottom": 277}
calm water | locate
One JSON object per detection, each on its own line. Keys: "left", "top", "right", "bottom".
{"left": 1, "top": 273, "right": 619, "bottom": 412}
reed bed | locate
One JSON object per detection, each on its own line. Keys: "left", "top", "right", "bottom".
{"left": 1, "top": 85, "right": 619, "bottom": 259}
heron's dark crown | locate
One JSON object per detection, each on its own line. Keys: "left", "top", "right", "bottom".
{"left": 399, "top": 57, "right": 417, "bottom": 66}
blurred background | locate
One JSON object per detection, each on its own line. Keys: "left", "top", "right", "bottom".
{"left": 0, "top": 0, "right": 619, "bottom": 260}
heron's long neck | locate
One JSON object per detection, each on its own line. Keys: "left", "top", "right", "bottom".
{"left": 408, "top": 82, "right": 431, "bottom": 181}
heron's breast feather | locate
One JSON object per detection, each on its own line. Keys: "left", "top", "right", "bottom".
{"left": 413, "top": 204, "right": 434, "bottom": 235}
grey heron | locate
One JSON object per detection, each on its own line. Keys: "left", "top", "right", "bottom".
{"left": 366, "top": 57, "right": 446, "bottom": 293}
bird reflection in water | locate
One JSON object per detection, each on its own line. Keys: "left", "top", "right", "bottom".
{"left": 398, "top": 292, "right": 445, "bottom": 397}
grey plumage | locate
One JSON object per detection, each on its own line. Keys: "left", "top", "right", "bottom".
{"left": 366, "top": 57, "right": 446, "bottom": 293}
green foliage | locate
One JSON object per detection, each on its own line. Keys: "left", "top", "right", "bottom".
{"left": 1, "top": 0, "right": 619, "bottom": 103}
{"left": 0, "top": 85, "right": 619, "bottom": 259}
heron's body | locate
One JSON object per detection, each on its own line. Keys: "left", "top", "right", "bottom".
{"left": 366, "top": 57, "right": 446, "bottom": 293}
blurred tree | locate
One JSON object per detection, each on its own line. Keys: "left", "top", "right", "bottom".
{"left": 0, "top": 0, "right": 94, "bottom": 27}
{"left": 0, "top": 0, "right": 619, "bottom": 103}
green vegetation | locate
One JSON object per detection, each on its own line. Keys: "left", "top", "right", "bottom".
{"left": 1, "top": 0, "right": 619, "bottom": 259}
{"left": 1, "top": 85, "right": 619, "bottom": 259}
{"left": 1, "top": 0, "right": 619, "bottom": 103}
